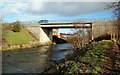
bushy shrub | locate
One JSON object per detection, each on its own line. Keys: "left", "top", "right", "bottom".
{"left": 12, "top": 21, "right": 21, "bottom": 32}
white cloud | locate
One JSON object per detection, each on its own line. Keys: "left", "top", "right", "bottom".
{"left": 0, "top": 2, "right": 114, "bottom": 22}
{"left": 1, "top": 2, "right": 28, "bottom": 15}
{"left": 1, "top": 2, "right": 113, "bottom": 16}
{"left": 27, "top": 2, "right": 43, "bottom": 12}
{"left": 25, "top": 2, "right": 111, "bottom": 16}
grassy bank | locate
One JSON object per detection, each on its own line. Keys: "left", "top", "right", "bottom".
{"left": 3, "top": 27, "right": 34, "bottom": 45}
{"left": 54, "top": 40, "right": 120, "bottom": 74}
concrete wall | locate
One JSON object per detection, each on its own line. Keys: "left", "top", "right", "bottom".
{"left": 25, "top": 25, "right": 52, "bottom": 45}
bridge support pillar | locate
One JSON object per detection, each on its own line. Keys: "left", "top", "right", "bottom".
{"left": 42, "top": 28, "right": 53, "bottom": 41}
{"left": 39, "top": 28, "right": 52, "bottom": 45}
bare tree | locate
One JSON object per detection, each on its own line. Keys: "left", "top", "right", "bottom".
{"left": 107, "top": 2, "right": 120, "bottom": 43}
{"left": 67, "top": 23, "right": 90, "bottom": 49}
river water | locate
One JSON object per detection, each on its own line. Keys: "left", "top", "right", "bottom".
{"left": 2, "top": 43, "right": 73, "bottom": 73}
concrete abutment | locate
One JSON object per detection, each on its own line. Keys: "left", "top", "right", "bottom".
{"left": 25, "top": 25, "right": 52, "bottom": 45}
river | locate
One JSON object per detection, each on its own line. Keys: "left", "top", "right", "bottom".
{"left": 2, "top": 43, "right": 73, "bottom": 73}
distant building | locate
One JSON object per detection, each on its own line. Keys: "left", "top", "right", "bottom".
{"left": 52, "top": 28, "right": 60, "bottom": 38}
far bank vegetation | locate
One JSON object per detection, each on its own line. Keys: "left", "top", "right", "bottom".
{"left": 2, "top": 21, "right": 39, "bottom": 50}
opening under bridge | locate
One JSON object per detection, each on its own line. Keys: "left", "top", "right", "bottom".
{"left": 25, "top": 22, "right": 92, "bottom": 45}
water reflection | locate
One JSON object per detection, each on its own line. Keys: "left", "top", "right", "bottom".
{"left": 49, "top": 43, "right": 73, "bottom": 60}
{"left": 2, "top": 43, "right": 73, "bottom": 73}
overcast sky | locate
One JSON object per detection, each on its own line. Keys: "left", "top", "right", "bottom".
{"left": 0, "top": 1, "right": 115, "bottom": 22}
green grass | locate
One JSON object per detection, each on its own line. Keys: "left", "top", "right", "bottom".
{"left": 4, "top": 27, "right": 34, "bottom": 45}
{"left": 56, "top": 40, "right": 114, "bottom": 74}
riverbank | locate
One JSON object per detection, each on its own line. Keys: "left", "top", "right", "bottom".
{"left": 45, "top": 40, "right": 120, "bottom": 74}
{"left": 2, "top": 40, "right": 52, "bottom": 51}
{"left": 2, "top": 24, "right": 52, "bottom": 51}
{"left": 1, "top": 41, "right": 52, "bottom": 51}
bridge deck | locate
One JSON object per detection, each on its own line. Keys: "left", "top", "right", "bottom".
{"left": 40, "top": 22, "right": 92, "bottom": 28}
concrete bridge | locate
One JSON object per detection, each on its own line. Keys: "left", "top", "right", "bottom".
{"left": 25, "top": 22, "right": 92, "bottom": 45}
